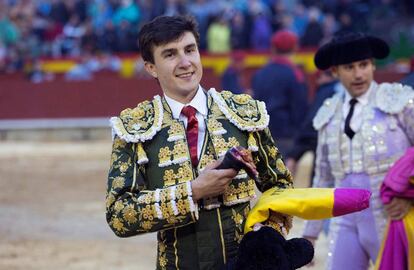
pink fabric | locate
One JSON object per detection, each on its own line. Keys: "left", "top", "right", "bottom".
{"left": 378, "top": 147, "right": 414, "bottom": 270}
{"left": 378, "top": 220, "right": 409, "bottom": 270}
{"left": 383, "top": 147, "right": 414, "bottom": 193}
{"left": 333, "top": 188, "right": 371, "bottom": 217}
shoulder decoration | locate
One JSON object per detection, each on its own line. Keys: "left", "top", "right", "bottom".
{"left": 208, "top": 88, "right": 269, "bottom": 132}
{"left": 375, "top": 83, "right": 414, "bottom": 114}
{"left": 313, "top": 93, "right": 342, "bottom": 130}
{"left": 110, "top": 95, "right": 164, "bottom": 143}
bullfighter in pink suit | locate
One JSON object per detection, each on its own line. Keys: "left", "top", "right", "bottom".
{"left": 302, "top": 32, "right": 414, "bottom": 270}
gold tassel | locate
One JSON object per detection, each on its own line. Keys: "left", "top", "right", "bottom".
{"left": 248, "top": 133, "right": 258, "bottom": 152}
{"left": 137, "top": 143, "right": 149, "bottom": 164}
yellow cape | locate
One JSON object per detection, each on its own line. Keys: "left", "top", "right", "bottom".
{"left": 245, "top": 187, "right": 370, "bottom": 233}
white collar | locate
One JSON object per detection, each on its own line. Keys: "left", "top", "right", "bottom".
{"left": 164, "top": 86, "right": 207, "bottom": 119}
{"left": 344, "top": 81, "right": 377, "bottom": 106}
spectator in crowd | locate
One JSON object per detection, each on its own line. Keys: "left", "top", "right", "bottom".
{"left": 207, "top": 14, "right": 230, "bottom": 53}
{"left": 337, "top": 12, "right": 354, "bottom": 33}
{"left": 0, "top": 7, "right": 21, "bottom": 48}
{"left": 0, "top": 40, "right": 7, "bottom": 72}
{"left": 1, "top": 0, "right": 414, "bottom": 77}
{"left": 115, "top": 20, "right": 138, "bottom": 52}
{"left": 60, "top": 14, "right": 85, "bottom": 56}
{"left": 230, "top": 10, "right": 250, "bottom": 50}
{"left": 252, "top": 30, "right": 308, "bottom": 156}
{"left": 112, "top": 0, "right": 140, "bottom": 27}
{"left": 303, "top": 32, "right": 414, "bottom": 270}
{"left": 321, "top": 13, "right": 338, "bottom": 45}
{"left": 300, "top": 7, "right": 324, "bottom": 48}
{"left": 187, "top": 0, "right": 214, "bottom": 50}
{"left": 81, "top": 20, "right": 98, "bottom": 53}
{"left": 291, "top": 3, "right": 308, "bottom": 37}
{"left": 249, "top": 6, "right": 272, "bottom": 51}
{"left": 49, "top": 0, "right": 70, "bottom": 25}
{"left": 99, "top": 20, "right": 117, "bottom": 52}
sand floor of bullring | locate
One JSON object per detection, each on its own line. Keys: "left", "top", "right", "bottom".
{"left": 0, "top": 140, "right": 332, "bottom": 270}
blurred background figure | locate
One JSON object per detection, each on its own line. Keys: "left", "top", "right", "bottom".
{"left": 285, "top": 70, "right": 341, "bottom": 181}
{"left": 300, "top": 6, "right": 323, "bottom": 48}
{"left": 248, "top": 2, "right": 272, "bottom": 51}
{"left": 221, "top": 51, "right": 246, "bottom": 94}
{"left": 207, "top": 13, "right": 231, "bottom": 54}
{"left": 252, "top": 29, "right": 308, "bottom": 156}
{"left": 400, "top": 57, "right": 414, "bottom": 88}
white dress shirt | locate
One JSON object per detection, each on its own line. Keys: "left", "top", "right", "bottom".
{"left": 164, "top": 86, "right": 207, "bottom": 158}
{"left": 342, "top": 82, "right": 376, "bottom": 133}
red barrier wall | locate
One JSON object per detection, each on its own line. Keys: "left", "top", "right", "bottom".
{"left": 0, "top": 69, "right": 406, "bottom": 120}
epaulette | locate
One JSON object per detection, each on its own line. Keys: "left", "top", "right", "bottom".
{"left": 209, "top": 88, "right": 269, "bottom": 132}
{"left": 375, "top": 83, "right": 414, "bottom": 114}
{"left": 313, "top": 93, "right": 341, "bottom": 130}
{"left": 110, "top": 95, "right": 164, "bottom": 143}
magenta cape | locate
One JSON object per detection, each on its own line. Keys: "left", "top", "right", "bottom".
{"left": 375, "top": 147, "right": 414, "bottom": 270}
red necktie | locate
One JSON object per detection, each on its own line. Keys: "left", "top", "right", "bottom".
{"left": 181, "top": 105, "right": 199, "bottom": 167}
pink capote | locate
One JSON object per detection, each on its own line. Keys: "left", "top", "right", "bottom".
{"left": 376, "top": 147, "right": 414, "bottom": 270}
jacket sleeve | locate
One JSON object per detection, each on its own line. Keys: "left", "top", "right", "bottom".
{"left": 303, "top": 129, "right": 335, "bottom": 238}
{"left": 106, "top": 136, "right": 198, "bottom": 237}
{"left": 253, "top": 128, "right": 294, "bottom": 191}
{"left": 252, "top": 128, "right": 294, "bottom": 233}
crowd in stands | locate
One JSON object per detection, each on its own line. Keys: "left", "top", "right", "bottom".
{"left": 0, "top": 0, "right": 413, "bottom": 76}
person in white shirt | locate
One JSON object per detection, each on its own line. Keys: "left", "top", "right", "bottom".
{"left": 303, "top": 32, "right": 414, "bottom": 270}
{"left": 106, "top": 15, "right": 293, "bottom": 270}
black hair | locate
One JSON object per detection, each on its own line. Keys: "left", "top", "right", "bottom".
{"left": 138, "top": 15, "right": 200, "bottom": 64}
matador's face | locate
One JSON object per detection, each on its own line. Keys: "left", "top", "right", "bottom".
{"left": 144, "top": 32, "right": 203, "bottom": 102}
{"left": 332, "top": 59, "right": 375, "bottom": 98}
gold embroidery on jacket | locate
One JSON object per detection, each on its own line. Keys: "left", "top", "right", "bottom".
{"left": 168, "top": 120, "right": 185, "bottom": 142}
{"left": 211, "top": 135, "right": 240, "bottom": 157}
{"left": 162, "top": 161, "right": 193, "bottom": 186}
{"left": 172, "top": 140, "right": 190, "bottom": 164}
{"left": 122, "top": 204, "right": 138, "bottom": 224}
{"left": 158, "top": 146, "right": 172, "bottom": 167}
{"left": 163, "top": 169, "right": 175, "bottom": 186}
{"left": 207, "top": 118, "right": 227, "bottom": 135}
{"left": 276, "top": 158, "right": 287, "bottom": 173}
{"left": 232, "top": 208, "right": 244, "bottom": 243}
{"left": 267, "top": 145, "right": 278, "bottom": 159}
{"left": 177, "top": 162, "right": 193, "bottom": 183}
{"left": 111, "top": 217, "right": 128, "bottom": 234}
{"left": 223, "top": 179, "right": 256, "bottom": 204}
{"left": 198, "top": 153, "right": 216, "bottom": 171}
{"left": 158, "top": 231, "right": 168, "bottom": 270}
{"left": 114, "top": 201, "right": 124, "bottom": 213}
{"left": 112, "top": 176, "right": 125, "bottom": 189}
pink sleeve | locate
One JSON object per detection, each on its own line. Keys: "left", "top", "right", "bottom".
{"left": 383, "top": 147, "right": 414, "bottom": 193}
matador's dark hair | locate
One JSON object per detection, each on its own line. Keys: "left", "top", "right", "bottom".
{"left": 138, "top": 15, "right": 200, "bottom": 64}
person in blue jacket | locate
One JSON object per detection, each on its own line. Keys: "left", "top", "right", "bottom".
{"left": 252, "top": 30, "right": 308, "bottom": 156}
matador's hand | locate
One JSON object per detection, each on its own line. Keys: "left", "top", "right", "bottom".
{"left": 384, "top": 197, "right": 412, "bottom": 220}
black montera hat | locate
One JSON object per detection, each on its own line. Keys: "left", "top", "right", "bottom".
{"left": 314, "top": 32, "right": 390, "bottom": 70}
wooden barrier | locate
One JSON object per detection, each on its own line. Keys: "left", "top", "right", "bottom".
{"left": 0, "top": 68, "right": 406, "bottom": 120}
